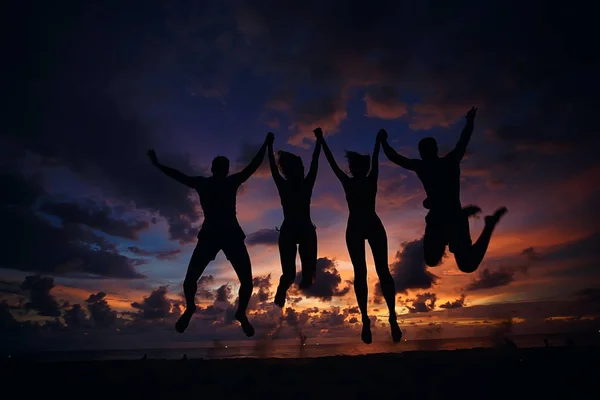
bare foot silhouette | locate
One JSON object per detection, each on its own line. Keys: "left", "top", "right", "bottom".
{"left": 485, "top": 206, "right": 508, "bottom": 226}
{"left": 463, "top": 204, "right": 482, "bottom": 218}
{"left": 175, "top": 305, "right": 196, "bottom": 333}
{"left": 299, "top": 271, "right": 315, "bottom": 289}
{"left": 389, "top": 317, "right": 402, "bottom": 343}
{"left": 235, "top": 312, "right": 255, "bottom": 337}
{"left": 361, "top": 318, "right": 372, "bottom": 344}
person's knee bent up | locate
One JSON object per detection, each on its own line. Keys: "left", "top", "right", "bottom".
{"left": 454, "top": 251, "right": 478, "bottom": 273}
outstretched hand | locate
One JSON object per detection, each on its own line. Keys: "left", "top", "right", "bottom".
{"left": 313, "top": 127, "right": 323, "bottom": 140}
{"left": 377, "top": 129, "right": 388, "bottom": 143}
{"left": 466, "top": 107, "right": 477, "bottom": 120}
{"left": 266, "top": 132, "right": 275, "bottom": 145}
{"left": 146, "top": 149, "right": 158, "bottom": 166}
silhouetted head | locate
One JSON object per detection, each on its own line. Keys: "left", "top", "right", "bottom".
{"left": 211, "top": 156, "right": 230, "bottom": 177}
{"left": 277, "top": 151, "right": 304, "bottom": 180}
{"left": 418, "top": 137, "right": 439, "bottom": 160}
{"left": 345, "top": 151, "right": 370, "bottom": 178}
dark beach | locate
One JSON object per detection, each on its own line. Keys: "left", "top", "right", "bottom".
{"left": 3, "top": 346, "right": 597, "bottom": 399}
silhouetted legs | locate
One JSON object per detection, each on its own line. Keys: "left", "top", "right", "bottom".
{"left": 176, "top": 239, "right": 220, "bottom": 333}
{"left": 298, "top": 227, "right": 317, "bottom": 289}
{"left": 367, "top": 219, "right": 402, "bottom": 343}
{"left": 275, "top": 230, "right": 297, "bottom": 308}
{"left": 453, "top": 207, "right": 508, "bottom": 273}
{"left": 424, "top": 206, "right": 508, "bottom": 273}
{"left": 346, "top": 222, "right": 371, "bottom": 344}
{"left": 175, "top": 236, "right": 255, "bottom": 337}
{"left": 275, "top": 225, "right": 317, "bottom": 308}
{"left": 223, "top": 241, "right": 255, "bottom": 337}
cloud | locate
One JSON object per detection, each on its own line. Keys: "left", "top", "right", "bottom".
{"left": 216, "top": 284, "right": 234, "bottom": 303}
{"left": 377, "top": 238, "right": 439, "bottom": 296}
{"left": 464, "top": 246, "right": 540, "bottom": 291}
{"left": 20, "top": 275, "right": 61, "bottom": 317}
{"left": 85, "top": 292, "right": 117, "bottom": 327}
{"left": 5, "top": 4, "right": 205, "bottom": 244}
{"left": 39, "top": 199, "right": 149, "bottom": 240}
{"left": 439, "top": 294, "right": 467, "bottom": 309}
{"left": 290, "top": 257, "right": 351, "bottom": 301}
{"left": 253, "top": 274, "right": 272, "bottom": 302}
{"left": 131, "top": 286, "right": 180, "bottom": 320}
{"left": 404, "top": 292, "right": 437, "bottom": 313}
{"left": 246, "top": 229, "right": 279, "bottom": 246}
{"left": 196, "top": 275, "right": 217, "bottom": 301}
{"left": 0, "top": 172, "right": 146, "bottom": 279}
{"left": 128, "top": 246, "right": 181, "bottom": 261}
{"left": 363, "top": 85, "right": 408, "bottom": 120}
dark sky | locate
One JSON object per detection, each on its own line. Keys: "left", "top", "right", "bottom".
{"left": 1, "top": 0, "right": 598, "bottom": 350}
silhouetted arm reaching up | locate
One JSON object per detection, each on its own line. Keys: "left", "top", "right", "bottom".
{"left": 147, "top": 149, "right": 200, "bottom": 188}
{"left": 369, "top": 131, "right": 382, "bottom": 183}
{"left": 305, "top": 135, "right": 322, "bottom": 189}
{"left": 232, "top": 132, "right": 274, "bottom": 184}
{"left": 448, "top": 107, "right": 477, "bottom": 162}
{"left": 378, "top": 129, "right": 418, "bottom": 171}
{"left": 314, "top": 128, "right": 349, "bottom": 184}
{"left": 267, "top": 135, "right": 284, "bottom": 186}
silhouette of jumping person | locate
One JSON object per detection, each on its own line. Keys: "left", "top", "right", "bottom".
{"left": 146, "top": 132, "right": 274, "bottom": 337}
{"left": 379, "top": 107, "right": 507, "bottom": 273}
{"left": 267, "top": 133, "right": 322, "bottom": 308}
{"left": 316, "top": 128, "right": 402, "bottom": 344}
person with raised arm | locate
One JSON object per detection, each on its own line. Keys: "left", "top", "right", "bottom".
{"left": 379, "top": 107, "right": 507, "bottom": 273}
{"left": 146, "top": 132, "right": 274, "bottom": 337}
{"left": 316, "top": 128, "right": 402, "bottom": 344}
{"left": 267, "top": 132, "right": 321, "bottom": 308}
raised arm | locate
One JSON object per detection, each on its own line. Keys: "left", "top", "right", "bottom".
{"left": 314, "top": 128, "right": 348, "bottom": 184}
{"left": 448, "top": 107, "right": 477, "bottom": 161}
{"left": 369, "top": 131, "right": 382, "bottom": 183}
{"left": 378, "top": 129, "right": 418, "bottom": 171}
{"left": 305, "top": 136, "right": 322, "bottom": 189}
{"left": 233, "top": 132, "right": 274, "bottom": 184}
{"left": 147, "top": 149, "right": 199, "bottom": 188}
{"left": 267, "top": 135, "right": 284, "bottom": 186}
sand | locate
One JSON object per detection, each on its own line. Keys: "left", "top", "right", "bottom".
{"left": 2, "top": 346, "right": 597, "bottom": 399}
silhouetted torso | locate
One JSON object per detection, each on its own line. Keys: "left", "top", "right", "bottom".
{"left": 194, "top": 175, "right": 243, "bottom": 234}
{"left": 276, "top": 179, "right": 313, "bottom": 227}
{"left": 414, "top": 154, "right": 461, "bottom": 212}
{"left": 343, "top": 177, "right": 377, "bottom": 221}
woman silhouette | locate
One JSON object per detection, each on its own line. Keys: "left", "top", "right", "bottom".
{"left": 268, "top": 133, "right": 322, "bottom": 308}
{"left": 316, "top": 128, "right": 401, "bottom": 344}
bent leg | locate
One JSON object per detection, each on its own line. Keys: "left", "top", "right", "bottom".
{"left": 223, "top": 240, "right": 255, "bottom": 337}
{"left": 454, "top": 207, "right": 508, "bottom": 273}
{"left": 176, "top": 239, "right": 220, "bottom": 333}
{"left": 423, "top": 218, "right": 448, "bottom": 267}
{"left": 346, "top": 226, "right": 371, "bottom": 344}
{"left": 275, "top": 229, "right": 298, "bottom": 308}
{"left": 368, "top": 220, "right": 402, "bottom": 343}
{"left": 298, "top": 227, "right": 317, "bottom": 289}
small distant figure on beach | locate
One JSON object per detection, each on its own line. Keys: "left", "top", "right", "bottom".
{"left": 182, "top": 353, "right": 188, "bottom": 361}
{"left": 544, "top": 338, "right": 552, "bottom": 348}
{"left": 317, "top": 128, "right": 402, "bottom": 345}
{"left": 267, "top": 132, "right": 321, "bottom": 308}
{"left": 379, "top": 107, "right": 507, "bottom": 273}
{"left": 147, "top": 132, "right": 274, "bottom": 338}
{"left": 141, "top": 353, "right": 147, "bottom": 361}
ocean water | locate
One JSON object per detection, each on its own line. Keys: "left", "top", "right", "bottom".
{"left": 8, "top": 332, "right": 600, "bottom": 362}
